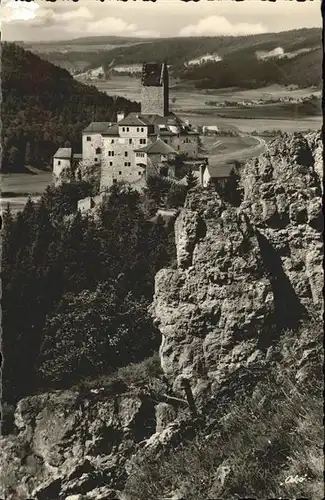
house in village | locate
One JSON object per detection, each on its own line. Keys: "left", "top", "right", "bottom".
{"left": 199, "top": 163, "right": 236, "bottom": 187}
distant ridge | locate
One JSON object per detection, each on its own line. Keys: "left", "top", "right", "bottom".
{"left": 24, "top": 28, "right": 322, "bottom": 89}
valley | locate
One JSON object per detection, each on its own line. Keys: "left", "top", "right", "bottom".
{"left": 1, "top": 74, "right": 321, "bottom": 213}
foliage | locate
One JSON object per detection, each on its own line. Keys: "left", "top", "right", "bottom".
{"left": 166, "top": 183, "right": 187, "bottom": 209}
{"left": 1, "top": 43, "right": 139, "bottom": 172}
{"left": 38, "top": 284, "right": 159, "bottom": 386}
{"left": 1, "top": 183, "right": 176, "bottom": 402}
{"left": 211, "top": 163, "right": 243, "bottom": 207}
{"left": 145, "top": 175, "right": 173, "bottom": 207}
{"left": 72, "top": 353, "right": 162, "bottom": 393}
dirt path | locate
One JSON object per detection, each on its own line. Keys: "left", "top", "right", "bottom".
{"left": 203, "top": 134, "right": 267, "bottom": 167}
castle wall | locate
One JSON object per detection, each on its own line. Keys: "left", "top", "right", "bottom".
{"left": 141, "top": 86, "right": 166, "bottom": 116}
{"left": 53, "top": 158, "right": 71, "bottom": 186}
{"left": 170, "top": 135, "right": 199, "bottom": 158}
{"left": 82, "top": 133, "right": 103, "bottom": 166}
{"left": 100, "top": 134, "right": 148, "bottom": 190}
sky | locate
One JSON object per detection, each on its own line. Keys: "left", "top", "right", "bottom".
{"left": 1, "top": 0, "right": 322, "bottom": 42}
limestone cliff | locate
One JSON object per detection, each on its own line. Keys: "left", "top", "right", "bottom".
{"left": 153, "top": 131, "right": 323, "bottom": 398}
{"left": 0, "top": 132, "right": 323, "bottom": 500}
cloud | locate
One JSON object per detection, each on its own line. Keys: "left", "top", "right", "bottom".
{"left": 179, "top": 16, "right": 267, "bottom": 37}
{"left": 83, "top": 17, "right": 137, "bottom": 35}
{"left": 2, "top": 0, "right": 40, "bottom": 22}
{"left": 133, "top": 30, "right": 160, "bottom": 38}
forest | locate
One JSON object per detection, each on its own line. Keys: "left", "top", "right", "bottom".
{"left": 179, "top": 48, "right": 322, "bottom": 90}
{"left": 1, "top": 180, "right": 182, "bottom": 415}
{"left": 1, "top": 43, "right": 139, "bottom": 173}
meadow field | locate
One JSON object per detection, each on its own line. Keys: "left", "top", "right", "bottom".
{"left": 90, "top": 77, "right": 322, "bottom": 132}
{"left": 0, "top": 168, "right": 52, "bottom": 213}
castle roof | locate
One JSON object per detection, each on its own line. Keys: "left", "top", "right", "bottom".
{"left": 102, "top": 124, "right": 119, "bottom": 136}
{"left": 83, "top": 122, "right": 112, "bottom": 133}
{"left": 117, "top": 113, "right": 151, "bottom": 127}
{"left": 135, "top": 138, "right": 177, "bottom": 155}
{"left": 206, "top": 163, "right": 234, "bottom": 179}
{"left": 53, "top": 148, "right": 72, "bottom": 159}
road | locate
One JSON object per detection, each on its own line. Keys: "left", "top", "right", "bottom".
{"left": 203, "top": 134, "right": 267, "bottom": 167}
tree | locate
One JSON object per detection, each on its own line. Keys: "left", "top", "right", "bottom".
{"left": 145, "top": 175, "right": 173, "bottom": 208}
{"left": 213, "top": 165, "right": 243, "bottom": 207}
{"left": 38, "top": 283, "right": 160, "bottom": 386}
{"left": 185, "top": 168, "right": 198, "bottom": 190}
{"left": 76, "top": 160, "right": 101, "bottom": 195}
{"left": 166, "top": 183, "right": 187, "bottom": 208}
{"left": 7, "top": 145, "right": 23, "bottom": 172}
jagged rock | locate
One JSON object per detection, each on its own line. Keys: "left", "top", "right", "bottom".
{"left": 84, "top": 486, "right": 123, "bottom": 499}
{"left": 32, "top": 477, "right": 62, "bottom": 499}
{"left": 1, "top": 387, "right": 157, "bottom": 499}
{"left": 155, "top": 403, "right": 177, "bottom": 433}
{"left": 153, "top": 132, "right": 323, "bottom": 398}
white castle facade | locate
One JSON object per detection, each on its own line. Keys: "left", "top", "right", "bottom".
{"left": 53, "top": 63, "right": 206, "bottom": 190}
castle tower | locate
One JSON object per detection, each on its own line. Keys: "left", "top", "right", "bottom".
{"left": 141, "top": 62, "right": 169, "bottom": 116}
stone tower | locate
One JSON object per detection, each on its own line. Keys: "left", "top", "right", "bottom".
{"left": 141, "top": 62, "right": 169, "bottom": 116}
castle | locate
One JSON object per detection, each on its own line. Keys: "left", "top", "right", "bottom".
{"left": 53, "top": 63, "right": 207, "bottom": 190}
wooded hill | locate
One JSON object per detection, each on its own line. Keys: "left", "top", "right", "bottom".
{"left": 30, "top": 28, "right": 322, "bottom": 89}
{"left": 1, "top": 43, "right": 139, "bottom": 173}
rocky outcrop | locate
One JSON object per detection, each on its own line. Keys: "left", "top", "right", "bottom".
{"left": 153, "top": 132, "right": 323, "bottom": 399}
{"left": 1, "top": 132, "right": 322, "bottom": 499}
{"left": 0, "top": 385, "right": 164, "bottom": 499}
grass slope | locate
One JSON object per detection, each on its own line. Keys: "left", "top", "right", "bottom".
{"left": 125, "top": 322, "right": 323, "bottom": 500}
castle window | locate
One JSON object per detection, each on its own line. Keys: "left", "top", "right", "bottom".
{"left": 122, "top": 127, "right": 125, "bottom": 132}
{"left": 125, "top": 151, "right": 128, "bottom": 157}
{"left": 96, "top": 147, "right": 101, "bottom": 154}
{"left": 129, "top": 139, "right": 132, "bottom": 144}
{"left": 111, "top": 139, "right": 115, "bottom": 144}
{"left": 58, "top": 161, "right": 61, "bottom": 165}
{"left": 108, "top": 151, "right": 115, "bottom": 157}
{"left": 126, "top": 127, "right": 130, "bottom": 132}
{"left": 95, "top": 157, "right": 98, "bottom": 162}
{"left": 141, "top": 128, "right": 144, "bottom": 132}
{"left": 86, "top": 136, "right": 91, "bottom": 141}
{"left": 139, "top": 139, "right": 146, "bottom": 145}
{"left": 137, "top": 128, "right": 140, "bottom": 132}
{"left": 119, "top": 171, "right": 122, "bottom": 175}
{"left": 138, "top": 172, "right": 142, "bottom": 176}
{"left": 109, "top": 162, "right": 113, "bottom": 166}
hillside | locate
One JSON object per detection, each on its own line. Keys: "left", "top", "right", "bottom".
{"left": 1, "top": 43, "right": 140, "bottom": 173}
{"left": 30, "top": 28, "right": 322, "bottom": 88}
{"left": 180, "top": 47, "right": 322, "bottom": 89}
{"left": 0, "top": 131, "right": 322, "bottom": 499}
